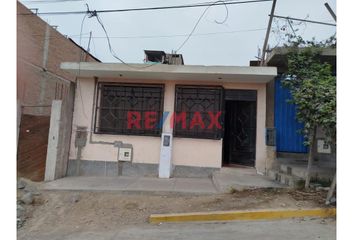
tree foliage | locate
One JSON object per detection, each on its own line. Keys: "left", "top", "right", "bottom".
{"left": 281, "top": 35, "right": 336, "bottom": 148}
{"left": 280, "top": 34, "right": 336, "bottom": 189}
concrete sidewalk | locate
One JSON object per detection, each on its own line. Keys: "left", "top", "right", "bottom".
{"left": 41, "top": 168, "right": 284, "bottom": 194}
{"left": 212, "top": 168, "right": 285, "bottom": 191}
{"left": 41, "top": 176, "right": 219, "bottom": 194}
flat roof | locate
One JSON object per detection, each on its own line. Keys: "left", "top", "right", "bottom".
{"left": 266, "top": 47, "right": 336, "bottom": 69}
{"left": 60, "top": 62, "right": 277, "bottom": 83}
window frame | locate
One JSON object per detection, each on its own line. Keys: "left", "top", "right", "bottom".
{"left": 94, "top": 82, "right": 165, "bottom": 137}
{"left": 173, "top": 85, "right": 224, "bottom": 140}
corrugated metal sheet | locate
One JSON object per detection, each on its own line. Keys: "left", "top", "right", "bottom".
{"left": 275, "top": 77, "right": 308, "bottom": 153}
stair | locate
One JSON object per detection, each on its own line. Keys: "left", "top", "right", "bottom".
{"left": 268, "top": 169, "right": 304, "bottom": 188}
{"left": 267, "top": 159, "right": 335, "bottom": 188}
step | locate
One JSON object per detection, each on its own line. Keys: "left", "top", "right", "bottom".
{"left": 279, "top": 164, "right": 335, "bottom": 182}
{"left": 268, "top": 170, "right": 304, "bottom": 188}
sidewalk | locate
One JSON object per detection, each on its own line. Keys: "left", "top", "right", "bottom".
{"left": 41, "top": 176, "right": 219, "bottom": 194}
{"left": 41, "top": 168, "right": 284, "bottom": 194}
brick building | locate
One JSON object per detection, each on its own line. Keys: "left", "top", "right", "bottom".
{"left": 17, "top": 1, "right": 100, "bottom": 115}
{"left": 17, "top": 1, "right": 100, "bottom": 181}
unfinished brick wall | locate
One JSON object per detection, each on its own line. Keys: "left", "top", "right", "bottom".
{"left": 17, "top": 1, "right": 99, "bottom": 116}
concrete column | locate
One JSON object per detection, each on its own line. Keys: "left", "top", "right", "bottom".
{"left": 159, "top": 82, "right": 175, "bottom": 178}
{"left": 17, "top": 100, "right": 22, "bottom": 148}
{"left": 38, "top": 24, "right": 51, "bottom": 115}
{"left": 44, "top": 100, "right": 62, "bottom": 181}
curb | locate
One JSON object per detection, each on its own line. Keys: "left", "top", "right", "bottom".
{"left": 149, "top": 208, "right": 336, "bottom": 223}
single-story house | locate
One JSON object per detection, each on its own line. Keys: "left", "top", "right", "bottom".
{"left": 60, "top": 62, "right": 277, "bottom": 178}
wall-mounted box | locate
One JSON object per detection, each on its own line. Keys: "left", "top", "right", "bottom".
{"left": 266, "top": 128, "right": 276, "bottom": 146}
{"left": 317, "top": 139, "right": 331, "bottom": 154}
{"left": 118, "top": 147, "right": 132, "bottom": 161}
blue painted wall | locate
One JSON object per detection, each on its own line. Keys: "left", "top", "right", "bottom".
{"left": 274, "top": 77, "right": 308, "bottom": 153}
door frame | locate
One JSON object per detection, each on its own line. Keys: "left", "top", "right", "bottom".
{"left": 222, "top": 89, "right": 257, "bottom": 167}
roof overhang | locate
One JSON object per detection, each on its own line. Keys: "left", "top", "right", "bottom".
{"left": 266, "top": 47, "right": 336, "bottom": 69}
{"left": 61, "top": 62, "right": 277, "bottom": 83}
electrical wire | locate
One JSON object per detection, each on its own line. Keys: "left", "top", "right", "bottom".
{"left": 175, "top": 0, "right": 229, "bottom": 52}
{"left": 93, "top": 13, "right": 158, "bottom": 69}
{"left": 77, "top": 12, "right": 88, "bottom": 119}
{"left": 19, "top": 0, "right": 272, "bottom": 15}
{"left": 29, "top": 28, "right": 267, "bottom": 39}
{"left": 22, "top": 0, "right": 84, "bottom": 3}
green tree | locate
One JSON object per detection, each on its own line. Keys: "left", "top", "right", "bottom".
{"left": 282, "top": 36, "right": 336, "bottom": 189}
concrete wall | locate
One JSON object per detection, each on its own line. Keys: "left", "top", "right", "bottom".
{"left": 45, "top": 82, "right": 76, "bottom": 181}
{"left": 17, "top": 2, "right": 98, "bottom": 116}
{"left": 69, "top": 77, "right": 268, "bottom": 174}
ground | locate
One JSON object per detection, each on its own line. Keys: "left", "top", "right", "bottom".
{"left": 17, "top": 178, "right": 335, "bottom": 240}
{"left": 19, "top": 219, "right": 336, "bottom": 240}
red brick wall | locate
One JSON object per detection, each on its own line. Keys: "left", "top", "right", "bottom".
{"left": 17, "top": 1, "right": 99, "bottom": 115}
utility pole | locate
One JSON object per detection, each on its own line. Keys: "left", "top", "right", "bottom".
{"left": 324, "top": 2, "right": 336, "bottom": 22}
{"left": 260, "top": 0, "right": 277, "bottom": 66}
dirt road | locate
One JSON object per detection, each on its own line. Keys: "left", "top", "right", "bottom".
{"left": 18, "top": 186, "right": 330, "bottom": 234}
{"left": 18, "top": 218, "right": 336, "bottom": 240}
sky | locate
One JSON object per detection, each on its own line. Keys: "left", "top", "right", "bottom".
{"left": 19, "top": 0, "right": 336, "bottom": 66}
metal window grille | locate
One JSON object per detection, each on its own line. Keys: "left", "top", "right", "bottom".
{"left": 174, "top": 85, "right": 224, "bottom": 139}
{"left": 94, "top": 83, "right": 164, "bottom": 136}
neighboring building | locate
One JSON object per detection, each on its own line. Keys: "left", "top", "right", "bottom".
{"left": 262, "top": 47, "right": 336, "bottom": 186}
{"left": 144, "top": 50, "right": 184, "bottom": 65}
{"left": 59, "top": 61, "right": 277, "bottom": 178}
{"left": 17, "top": 1, "right": 100, "bottom": 181}
{"left": 17, "top": 1, "right": 100, "bottom": 115}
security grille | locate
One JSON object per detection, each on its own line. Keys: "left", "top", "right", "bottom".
{"left": 174, "top": 85, "right": 223, "bottom": 139}
{"left": 94, "top": 83, "right": 164, "bottom": 136}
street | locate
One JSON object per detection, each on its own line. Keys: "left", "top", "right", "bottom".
{"left": 18, "top": 218, "right": 335, "bottom": 240}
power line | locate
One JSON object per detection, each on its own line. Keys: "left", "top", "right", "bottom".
{"left": 90, "top": 9, "right": 157, "bottom": 69}
{"left": 175, "top": 0, "right": 229, "bottom": 52}
{"left": 68, "top": 28, "right": 267, "bottom": 39}
{"left": 19, "top": 0, "right": 272, "bottom": 15}
{"left": 271, "top": 15, "right": 336, "bottom": 26}
{"left": 22, "top": 0, "right": 84, "bottom": 3}
{"left": 28, "top": 28, "right": 267, "bottom": 39}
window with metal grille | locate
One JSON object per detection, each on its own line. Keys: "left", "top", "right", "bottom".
{"left": 174, "top": 85, "right": 224, "bottom": 139}
{"left": 94, "top": 83, "right": 164, "bottom": 136}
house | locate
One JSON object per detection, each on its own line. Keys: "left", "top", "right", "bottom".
{"left": 17, "top": 1, "right": 100, "bottom": 181}
{"left": 58, "top": 56, "right": 277, "bottom": 178}
{"left": 263, "top": 47, "right": 336, "bottom": 186}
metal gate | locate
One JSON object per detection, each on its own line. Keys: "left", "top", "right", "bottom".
{"left": 274, "top": 77, "right": 308, "bottom": 153}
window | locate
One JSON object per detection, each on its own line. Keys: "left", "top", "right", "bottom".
{"left": 174, "top": 85, "right": 223, "bottom": 139}
{"left": 94, "top": 83, "right": 164, "bottom": 136}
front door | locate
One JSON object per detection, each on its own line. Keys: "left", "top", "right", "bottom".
{"left": 223, "top": 100, "right": 256, "bottom": 167}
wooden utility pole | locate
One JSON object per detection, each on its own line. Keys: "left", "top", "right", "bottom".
{"left": 260, "top": 0, "right": 277, "bottom": 66}
{"left": 324, "top": 2, "right": 336, "bottom": 203}
{"left": 324, "top": 2, "right": 336, "bottom": 22}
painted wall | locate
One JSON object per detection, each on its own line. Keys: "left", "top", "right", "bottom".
{"left": 69, "top": 77, "right": 268, "bottom": 173}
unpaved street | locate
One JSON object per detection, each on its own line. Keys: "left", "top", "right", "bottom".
{"left": 18, "top": 188, "right": 328, "bottom": 231}
{"left": 18, "top": 218, "right": 335, "bottom": 240}
{"left": 17, "top": 179, "right": 335, "bottom": 239}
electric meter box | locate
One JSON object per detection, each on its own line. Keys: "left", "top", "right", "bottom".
{"left": 118, "top": 147, "right": 132, "bottom": 161}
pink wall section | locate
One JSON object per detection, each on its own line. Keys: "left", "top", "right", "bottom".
{"left": 70, "top": 77, "right": 268, "bottom": 173}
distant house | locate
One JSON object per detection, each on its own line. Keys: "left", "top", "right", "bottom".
{"left": 57, "top": 54, "right": 277, "bottom": 178}
{"left": 17, "top": 1, "right": 100, "bottom": 181}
